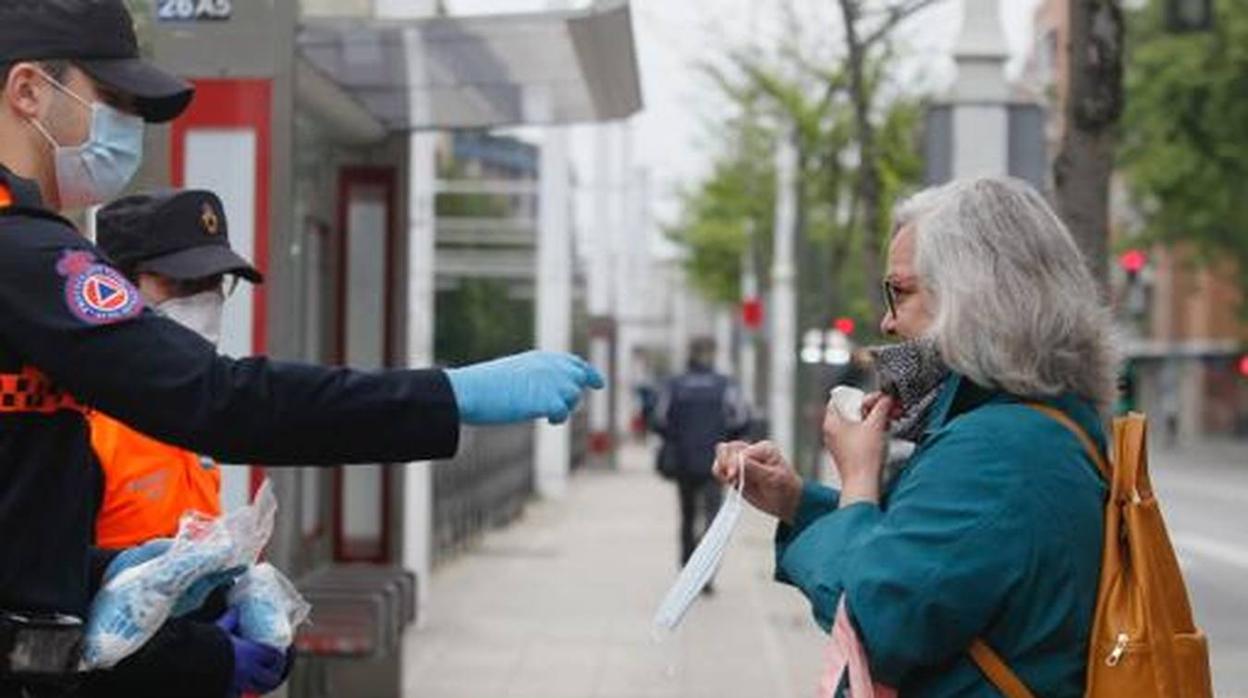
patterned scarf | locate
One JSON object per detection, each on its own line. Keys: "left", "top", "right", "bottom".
{"left": 869, "top": 339, "right": 949, "bottom": 442}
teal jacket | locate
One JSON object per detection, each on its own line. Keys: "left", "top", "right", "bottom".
{"left": 776, "top": 374, "right": 1107, "bottom": 697}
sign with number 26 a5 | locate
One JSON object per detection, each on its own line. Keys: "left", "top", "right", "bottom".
{"left": 157, "top": 0, "right": 232, "bottom": 21}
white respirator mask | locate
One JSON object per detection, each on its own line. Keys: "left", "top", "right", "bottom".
{"left": 157, "top": 289, "right": 225, "bottom": 345}
{"left": 653, "top": 453, "right": 746, "bottom": 631}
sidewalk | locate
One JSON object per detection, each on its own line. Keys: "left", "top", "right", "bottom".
{"left": 401, "top": 443, "right": 826, "bottom": 698}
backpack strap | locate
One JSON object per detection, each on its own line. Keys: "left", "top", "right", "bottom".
{"left": 969, "top": 639, "right": 1035, "bottom": 698}
{"left": 1024, "top": 402, "right": 1111, "bottom": 480}
{"left": 966, "top": 402, "right": 1108, "bottom": 697}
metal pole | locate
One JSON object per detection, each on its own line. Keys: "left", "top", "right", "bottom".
{"left": 588, "top": 125, "right": 614, "bottom": 461}
{"left": 612, "top": 122, "right": 635, "bottom": 439}
{"left": 535, "top": 122, "right": 573, "bottom": 498}
{"left": 740, "top": 234, "right": 758, "bottom": 410}
{"left": 769, "top": 127, "right": 798, "bottom": 458}
{"left": 394, "top": 18, "right": 437, "bottom": 615}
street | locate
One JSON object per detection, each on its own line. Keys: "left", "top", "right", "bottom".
{"left": 402, "top": 438, "right": 1248, "bottom": 698}
{"left": 1152, "top": 440, "right": 1248, "bottom": 697}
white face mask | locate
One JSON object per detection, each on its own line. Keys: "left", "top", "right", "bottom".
{"left": 157, "top": 289, "right": 225, "bottom": 345}
{"left": 28, "top": 71, "right": 144, "bottom": 209}
{"left": 653, "top": 455, "right": 746, "bottom": 631}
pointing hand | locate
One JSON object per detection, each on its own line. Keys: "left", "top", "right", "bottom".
{"left": 447, "top": 351, "right": 606, "bottom": 425}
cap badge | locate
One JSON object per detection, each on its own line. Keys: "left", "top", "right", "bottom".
{"left": 201, "top": 203, "right": 221, "bottom": 236}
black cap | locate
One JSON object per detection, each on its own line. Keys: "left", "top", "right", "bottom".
{"left": 97, "top": 190, "right": 264, "bottom": 284}
{"left": 0, "top": 0, "right": 193, "bottom": 123}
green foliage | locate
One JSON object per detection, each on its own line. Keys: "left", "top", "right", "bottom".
{"left": 1119, "top": 0, "right": 1248, "bottom": 299}
{"left": 667, "top": 114, "right": 776, "bottom": 304}
{"left": 669, "top": 48, "right": 924, "bottom": 339}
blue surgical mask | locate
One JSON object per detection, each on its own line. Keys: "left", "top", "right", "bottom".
{"left": 29, "top": 72, "right": 144, "bottom": 209}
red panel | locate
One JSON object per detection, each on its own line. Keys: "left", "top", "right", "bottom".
{"left": 331, "top": 167, "right": 399, "bottom": 565}
{"left": 170, "top": 79, "right": 272, "bottom": 497}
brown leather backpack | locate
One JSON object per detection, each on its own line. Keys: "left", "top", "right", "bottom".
{"left": 969, "top": 408, "right": 1213, "bottom": 698}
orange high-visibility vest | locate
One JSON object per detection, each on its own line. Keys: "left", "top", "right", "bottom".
{"left": 90, "top": 412, "right": 222, "bottom": 549}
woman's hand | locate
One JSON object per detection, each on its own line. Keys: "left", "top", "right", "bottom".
{"left": 823, "top": 395, "right": 894, "bottom": 507}
{"left": 713, "top": 440, "right": 803, "bottom": 524}
{"left": 859, "top": 391, "right": 903, "bottom": 421}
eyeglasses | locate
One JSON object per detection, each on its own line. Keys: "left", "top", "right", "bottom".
{"left": 171, "top": 274, "right": 240, "bottom": 298}
{"left": 881, "top": 276, "right": 920, "bottom": 319}
{"left": 882, "top": 278, "right": 900, "bottom": 319}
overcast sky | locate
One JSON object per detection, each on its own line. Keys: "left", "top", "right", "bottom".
{"left": 444, "top": 0, "right": 1044, "bottom": 236}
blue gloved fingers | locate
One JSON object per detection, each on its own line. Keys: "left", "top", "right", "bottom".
{"left": 543, "top": 380, "right": 583, "bottom": 425}
{"left": 216, "top": 607, "right": 240, "bottom": 633}
{"left": 546, "top": 402, "right": 571, "bottom": 425}
{"left": 551, "top": 353, "right": 599, "bottom": 391}
{"left": 565, "top": 354, "right": 605, "bottom": 390}
{"left": 557, "top": 379, "right": 582, "bottom": 404}
{"left": 244, "top": 642, "right": 288, "bottom": 693}
{"left": 583, "top": 363, "right": 606, "bottom": 390}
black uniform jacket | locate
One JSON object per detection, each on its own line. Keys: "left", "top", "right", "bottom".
{"left": 0, "top": 166, "right": 460, "bottom": 623}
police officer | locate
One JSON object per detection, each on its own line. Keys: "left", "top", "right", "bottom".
{"left": 92, "top": 190, "right": 262, "bottom": 550}
{"left": 76, "top": 190, "right": 271, "bottom": 698}
{"left": 0, "top": 3, "right": 603, "bottom": 696}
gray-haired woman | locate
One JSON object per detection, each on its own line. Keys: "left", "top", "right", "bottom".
{"left": 715, "top": 176, "right": 1118, "bottom": 696}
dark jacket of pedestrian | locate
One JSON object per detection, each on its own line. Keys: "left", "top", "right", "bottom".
{"left": 653, "top": 361, "right": 750, "bottom": 481}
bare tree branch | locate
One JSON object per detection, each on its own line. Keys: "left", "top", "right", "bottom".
{"left": 861, "top": 0, "right": 947, "bottom": 49}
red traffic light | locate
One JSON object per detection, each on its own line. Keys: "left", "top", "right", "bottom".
{"left": 741, "top": 298, "right": 763, "bottom": 330}
{"left": 833, "top": 317, "right": 856, "bottom": 336}
{"left": 1119, "top": 249, "right": 1148, "bottom": 274}
{"left": 1238, "top": 355, "right": 1248, "bottom": 378}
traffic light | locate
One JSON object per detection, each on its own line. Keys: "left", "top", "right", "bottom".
{"left": 1238, "top": 355, "right": 1248, "bottom": 379}
{"left": 1119, "top": 249, "right": 1147, "bottom": 276}
{"left": 741, "top": 298, "right": 763, "bottom": 331}
{"left": 833, "top": 317, "right": 856, "bottom": 336}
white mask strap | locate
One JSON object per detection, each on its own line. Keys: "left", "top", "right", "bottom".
{"left": 26, "top": 69, "right": 94, "bottom": 150}
{"left": 34, "top": 68, "right": 94, "bottom": 111}
{"left": 26, "top": 115, "right": 60, "bottom": 149}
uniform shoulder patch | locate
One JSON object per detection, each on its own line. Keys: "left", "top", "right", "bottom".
{"left": 57, "top": 250, "right": 144, "bottom": 325}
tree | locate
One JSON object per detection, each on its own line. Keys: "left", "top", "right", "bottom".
{"left": 1056, "top": 0, "right": 1125, "bottom": 296}
{"left": 667, "top": 111, "right": 776, "bottom": 305}
{"left": 1119, "top": 0, "right": 1248, "bottom": 304}
{"left": 671, "top": 1, "right": 930, "bottom": 335}
{"left": 834, "top": 0, "right": 945, "bottom": 318}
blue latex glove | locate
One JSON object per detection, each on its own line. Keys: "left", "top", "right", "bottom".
{"left": 217, "top": 608, "right": 289, "bottom": 696}
{"left": 103, "top": 539, "right": 173, "bottom": 583}
{"left": 446, "top": 351, "right": 605, "bottom": 425}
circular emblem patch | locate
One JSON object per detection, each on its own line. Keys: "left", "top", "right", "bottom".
{"left": 65, "top": 264, "right": 143, "bottom": 325}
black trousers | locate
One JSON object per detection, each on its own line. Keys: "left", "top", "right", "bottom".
{"left": 677, "top": 478, "right": 724, "bottom": 564}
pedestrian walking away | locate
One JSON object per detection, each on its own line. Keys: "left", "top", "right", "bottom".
{"left": 652, "top": 337, "right": 749, "bottom": 593}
